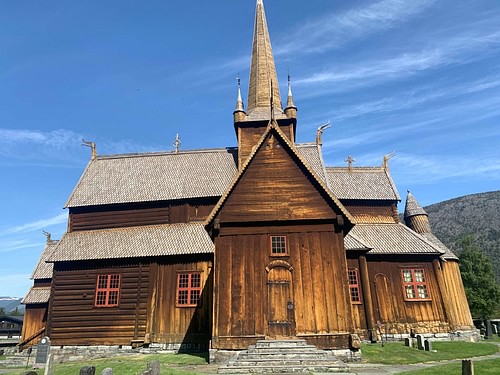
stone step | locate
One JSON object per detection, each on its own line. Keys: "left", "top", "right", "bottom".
{"left": 218, "top": 363, "right": 348, "bottom": 373}
{"left": 236, "top": 352, "right": 330, "bottom": 361}
{"left": 227, "top": 359, "right": 344, "bottom": 367}
{"left": 253, "top": 340, "right": 309, "bottom": 348}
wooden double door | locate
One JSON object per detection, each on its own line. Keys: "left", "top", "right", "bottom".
{"left": 267, "top": 266, "right": 295, "bottom": 338}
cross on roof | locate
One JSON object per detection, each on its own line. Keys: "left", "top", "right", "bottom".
{"left": 345, "top": 155, "right": 356, "bottom": 169}
{"left": 173, "top": 133, "right": 181, "bottom": 153}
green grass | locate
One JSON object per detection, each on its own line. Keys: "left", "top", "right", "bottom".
{"left": 362, "top": 341, "right": 499, "bottom": 365}
{"left": 1, "top": 353, "right": 208, "bottom": 375}
{"left": 399, "top": 358, "right": 500, "bottom": 374}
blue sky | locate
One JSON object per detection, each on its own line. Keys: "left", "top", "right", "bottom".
{"left": 1, "top": 0, "right": 499, "bottom": 297}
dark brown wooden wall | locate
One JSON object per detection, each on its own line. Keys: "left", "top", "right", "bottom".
{"left": 220, "top": 133, "right": 337, "bottom": 223}
{"left": 213, "top": 224, "right": 353, "bottom": 350}
{"left": 145, "top": 258, "right": 212, "bottom": 347}
{"left": 347, "top": 258, "right": 368, "bottom": 333}
{"left": 47, "top": 263, "right": 149, "bottom": 346}
{"left": 69, "top": 199, "right": 217, "bottom": 232}
{"left": 237, "top": 121, "right": 294, "bottom": 168}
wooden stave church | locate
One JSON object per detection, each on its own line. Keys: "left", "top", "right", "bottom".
{"left": 21, "top": 0, "right": 475, "bottom": 353}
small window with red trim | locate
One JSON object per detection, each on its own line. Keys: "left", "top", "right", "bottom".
{"left": 270, "top": 235, "right": 287, "bottom": 256}
{"left": 348, "top": 268, "right": 362, "bottom": 304}
{"left": 176, "top": 272, "right": 202, "bottom": 307}
{"left": 95, "top": 274, "right": 120, "bottom": 307}
{"left": 401, "top": 268, "right": 430, "bottom": 300}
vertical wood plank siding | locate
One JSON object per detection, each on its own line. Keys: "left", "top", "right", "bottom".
{"left": 440, "top": 261, "right": 474, "bottom": 329}
{"left": 21, "top": 304, "right": 47, "bottom": 347}
{"left": 213, "top": 226, "right": 353, "bottom": 349}
{"left": 367, "top": 259, "right": 449, "bottom": 334}
{"left": 145, "top": 258, "right": 212, "bottom": 347}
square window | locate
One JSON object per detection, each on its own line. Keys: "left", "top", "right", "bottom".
{"left": 176, "top": 272, "right": 202, "bottom": 307}
{"left": 270, "top": 236, "right": 287, "bottom": 255}
{"left": 95, "top": 274, "right": 120, "bottom": 307}
{"left": 401, "top": 269, "right": 430, "bottom": 301}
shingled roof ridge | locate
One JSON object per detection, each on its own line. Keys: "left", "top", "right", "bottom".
{"left": 326, "top": 166, "right": 386, "bottom": 172}
{"left": 95, "top": 147, "right": 238, "bottom": 160}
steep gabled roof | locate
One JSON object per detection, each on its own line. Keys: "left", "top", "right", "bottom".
{"left": 48, "top": 223, "right": 213, "bottom": 262}
{"left": 205, "top": 121, "right": 354, "bottom": 228}
{"left": 65, "top": 148, "right": 239, "bottom": 208}
{"left": 404, "top": 190, "right": 428, "bottom": 218}
{"left": 31, "top": 240, "right": 58, "bottom": 280}
{"left": 326, "top": 167, "right": 400, "bottom": 201}
{"left": 350, "top": 223, "right": 445, "bottom": 255}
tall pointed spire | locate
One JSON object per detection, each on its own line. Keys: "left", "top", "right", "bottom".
{"left": 247, "top": 0, "right": 282, "bottom": 117}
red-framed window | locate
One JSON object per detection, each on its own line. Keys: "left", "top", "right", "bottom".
{"left": 176, "top": 272, "right": 202, "bottom": 307}
{"left": 95, "top": 274, "right": 120, "bottom": 307}
{"left": 270, "top": 235, "right": 287, "bottom": 256}
{"left": 401, "top": 268, "right": 430, "bottom": 300}
{"left": 348, "top": 268, "right": 362, "bottom": 304}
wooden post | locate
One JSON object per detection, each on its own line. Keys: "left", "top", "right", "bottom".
{"left": 432, "top": 259, "right": 457, "bottom": 330}
{"left": 359, "top": 256, "right": 376, "bottom": 339}
{"left": 462, "top": 359, "right": 474, "bottom": 375}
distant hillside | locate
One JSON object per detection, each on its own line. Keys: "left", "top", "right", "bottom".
{"left": 0, "top": 297, "right": 24, "bottom": 314}
{"left": 424, "top": 191, "right": 500, "bottom": 282}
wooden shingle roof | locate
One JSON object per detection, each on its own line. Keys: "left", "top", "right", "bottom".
{"left": 22, "top": 286, "right": 51, "bottom": 304}
{"left": 65, "top": 149, "right": 239, "bottom": 208}
{"left": 48, "top": 223, "right": 213, "bottom": 262}
{"left": 31, "top": 240, "right": 58, "bottom": 280}
{"left": 350, "top": 223, "right": 444, "bottom": 255}
{"left": 326, "top": 167, "right": 400, "bottom": 201}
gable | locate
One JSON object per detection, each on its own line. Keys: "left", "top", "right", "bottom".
{"left": 214, "top": 128, "right": 345, "bottom": 224}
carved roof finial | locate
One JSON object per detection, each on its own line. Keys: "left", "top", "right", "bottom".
{"left": 316, "top": 121, "right": 331, "bottom": 146}
{"left": 383, "top": 151, "right": 396, "bottom": 170}
{"left": 173, "top": 133, "right": 181, "bottom": 154}
{"left": 42, "top": 230, "right": 51, "bottom": 244}
{"left": 82, "top": 139, "right": 97, "bottom": 160}
{"left": 345, "top": 155, "right": 356, "bottom": 170}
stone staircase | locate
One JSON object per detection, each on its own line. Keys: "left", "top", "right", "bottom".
{"left": 0, "top": 349, "right": 35, "bottom": 368}
{"left": 218, "top": 339, "right": 349, "bottom": 373}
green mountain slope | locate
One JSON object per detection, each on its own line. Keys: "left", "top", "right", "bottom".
{"left": 424, "top": 191, "right": 500, "bottom": 282}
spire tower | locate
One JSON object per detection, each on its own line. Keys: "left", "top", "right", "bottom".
{"left": 404, "top": 191, "right": 431, "bottom": 234}
{"left": 247, "top": 0, "right": 282, "bottom": 117}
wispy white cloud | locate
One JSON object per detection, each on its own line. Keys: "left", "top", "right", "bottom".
{"left": 391, "top": 153, "right": 500, "bottom": 185}
{"left": 0, "top": 239, "right": 40, "bottom": 253}
{"left": 276, "top": 0, "right": 436, "bottom": 55}
{"left": 4, "top": 212, "right": 67, "bottom": 235}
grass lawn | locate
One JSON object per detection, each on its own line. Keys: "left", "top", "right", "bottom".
{"left": 399, "top": 358, "right": 500, "bottom": 374}
{"left": 362, "top": 341, "right": 499, "bottom": 365}
{"left": 0, "top": 353, "right": 208, "bottom": 375}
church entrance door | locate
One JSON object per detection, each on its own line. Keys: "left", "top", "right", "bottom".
{"left": 267, "top": 266, "right": 295, "bottom": 338}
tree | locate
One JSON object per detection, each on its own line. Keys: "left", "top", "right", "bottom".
{"left": 0, "top": 307, "right": 5, "bottom": 315}
{"left": 458, "top": 235, "right": 500, "bottom": 319}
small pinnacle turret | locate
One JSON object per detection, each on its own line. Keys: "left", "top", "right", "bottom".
{"left": 284, "top": 74, "right": 297, "bottom": 119}
{"left": 234, "top": 77, "right": 246, "bottom": 122}
{"left": 404, "top": 191, "right": 431, "bottom": 234}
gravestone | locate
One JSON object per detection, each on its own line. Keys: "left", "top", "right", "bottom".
{"left": 101, "top": 368, "right": 113, "bottom": 375}
{"left": 462, "top": 359, "right": 474, "bottom": 375}
{"left": 147, "top": 360, "right": 160, "bottom": 375}
{"left": 44, "top": 353, "right": 54, "bottom": 375}
{"left": 80, "top": 366, "right": 96, "bottom": 375}
{"left": 491, "top": 323, "right": 498, "bottom": 335}
{"left": 404, "top": 337, "right": 413, "bottom": 348}
{"left": 416, "top": 334, "right": 424, "bottom": 350}
{"left": 34, "top": 337, "right": 50, "bottom": 369}
{"left": 424, "top": 340, "right": 432, "bottom": 351}
{"left": 485, "top": 320, "right": 493, "bottom": 339}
